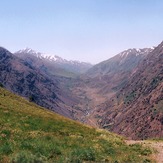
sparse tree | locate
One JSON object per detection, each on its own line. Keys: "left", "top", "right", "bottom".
{"left": 29, "top": 95, "right": 34, "bottom": 102}
{"left": 0, "top": 83, "right": 4, "bottom": 88}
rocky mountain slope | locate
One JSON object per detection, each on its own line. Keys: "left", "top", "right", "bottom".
{"left": 82, "top": 48, "right": 155, "bottom": 99}
{"left": 71, "top": 47, "right": 155, "bottom": 124}
{"left": 86, "top": 47, "right": 154, "bottom": 77}
{"left": 71, "top": 43, "right": 163, "bottom": 140}
{"left": 0, "top": 47, "right": 78, "bottom": 118}
{"left": 94, "top": 42, "right": 163, "bottom": 139}
{"left": 15, "top": 48, "right": 92, "bottom": 77}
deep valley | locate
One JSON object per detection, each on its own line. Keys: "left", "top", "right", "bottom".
{"left": 0, "top": 41, "right": 163, "bottom": 162}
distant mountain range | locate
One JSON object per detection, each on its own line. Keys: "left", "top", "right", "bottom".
{"left": 0, "top": 42, "right": 162, "bottom": 140}
{"left": 15, "top": 48, "right": 92, "bottom": 77}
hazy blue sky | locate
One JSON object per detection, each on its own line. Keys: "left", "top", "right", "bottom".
{"left": 0, "top": 0, "right": 163, "bottom": 63}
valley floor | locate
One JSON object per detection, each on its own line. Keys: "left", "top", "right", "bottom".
{"left": 126, "top": 140, "right": 163, "bottom": 163}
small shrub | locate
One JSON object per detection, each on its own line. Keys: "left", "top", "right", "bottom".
{"left": 11, "top": 151, "right": 47, "bottom": 163}
{"left": 29, "top": 95, "right": 34, "bottom": 102}
{"left": 114, "top": 161, "right": 119, "bottom": 163}
{"left": 140, "top": 148, "right": 152, "bottom": 156}
{"left": 0, "top": 142, "right": 13, "bottom": 155}
{"left": 143, "top": 159, "right": 151, "bottom": 163}
{"left": 70, "top": 148, "right": 96, "bottom": 162}
{"left": 0, "top": 83, "right": 4, "bottom": 87}
{"left": 51, "top": 147, "right": 62, "bottom": 156}
{"left": 105, "top": 146, "right": 116, "bottom": 155}
{"left": 1, "top": 129, "right": 11, "bottom": 139}
{"left": 130, "top": 144, "right": 152, "bottom": 156}
{"left": 48, "top": 147, "right": 62, "bottom": 159}
{"left": 20, "top": 141, "right": 33, "bottom": 150}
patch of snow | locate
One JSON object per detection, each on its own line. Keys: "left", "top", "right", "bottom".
{"left": 136, "top": 48, "right": 141, "bottom": 52}
{"left": 16, "top": 48, "right": 92, "bottom": 66}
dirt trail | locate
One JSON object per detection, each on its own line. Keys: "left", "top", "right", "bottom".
{"left": 126, "top": 140, "right": 163, "bottom": 163}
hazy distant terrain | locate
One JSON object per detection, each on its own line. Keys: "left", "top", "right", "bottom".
{"left": 15, "top": 48, "right": 93, "bottom": 77}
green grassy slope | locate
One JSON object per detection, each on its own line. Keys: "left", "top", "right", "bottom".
{"left": 0, "top": 87, "right": 153, "bottom": 163}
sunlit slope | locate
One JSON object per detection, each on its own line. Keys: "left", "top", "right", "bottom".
{"left": 0, "top": 87, "right": 153, "bottom": 163}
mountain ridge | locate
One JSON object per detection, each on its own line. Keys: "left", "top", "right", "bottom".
{"left": 15, "top": 48, "right": 93, "bottom": 76}
{"left": 86, "top": 47, "right": 154, "bottom": 77}
{"left": 97, "top": 42, "right": 163, "bottom": 139}
{"left": 70, "top": 42, "right": 163, "bottom": 139}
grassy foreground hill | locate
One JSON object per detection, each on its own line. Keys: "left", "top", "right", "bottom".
{"left": 0, "top": 87, "right": 153, "bottom": 163}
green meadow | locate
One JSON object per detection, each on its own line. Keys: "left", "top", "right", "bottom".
{"left": 0, "top": 87, "right": 153, "bottom": 163}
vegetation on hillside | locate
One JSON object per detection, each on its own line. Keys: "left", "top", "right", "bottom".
{"left": 0, "top": 87, "right": 153, "bottom": 162}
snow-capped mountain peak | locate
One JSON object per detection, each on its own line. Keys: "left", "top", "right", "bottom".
{"left": 119, "top": 47, "right": 154, "bottom": 58}
{"left": 15, "top": 48, "right": 65, "bottom": 62}
{"left": 15, "top": 48, "right": 92, "bottom": 65}
{"left": 14, "top": 48, "right": 93, "bottom": 74}
{"left": 18, "top": 48, "right": 39, "bottom": 55}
